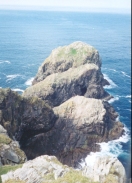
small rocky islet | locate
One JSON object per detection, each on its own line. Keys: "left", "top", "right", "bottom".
{"left": 0, "top": 42, "right": 127, "bottom": 183}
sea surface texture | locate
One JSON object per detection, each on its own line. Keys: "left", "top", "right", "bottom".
{"left": 0, "top": 10, "right": 131, "bottom": 178}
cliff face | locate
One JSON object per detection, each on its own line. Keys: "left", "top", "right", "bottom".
{"left": 21, "top": 96, "right": 124, "bottom": 167}
{"left": 0, "top": 88, "right": 57, "bottom": 147}
{"left": 32, "top": 41, "right": 102, "bottom": 85}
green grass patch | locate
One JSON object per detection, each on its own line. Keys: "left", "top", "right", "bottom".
{"left": 70, "top": 48, "right": 77, "bottom": 55}
{"left": 42, "top": 169, "right": 98, "bottom": 183}
{"left": 0, "top": 164, "right": 22, "bottom": 183}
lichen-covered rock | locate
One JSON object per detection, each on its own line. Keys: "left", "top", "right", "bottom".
{"left": 1, "top": 155, "right": 126, "bottom": 183}
{"left": 1, "top": 155, "right": 92, "bottom": 183}
{"left": 23, "top": 64, "right": 110, "bottom": 107}
{"left": 0, "top": 88, "right": 57, "bottom": 146}
{"left": 21, "top": 96, "right": 124, "bottom": 167}
{"left": 32, "top": 41, "right": 102, "bottom": 85}
{"left": 82, "top": 155, "right": 126, "bottom": 183}
{"left": 0, "top": 130, "right": 26, "bottom": 165}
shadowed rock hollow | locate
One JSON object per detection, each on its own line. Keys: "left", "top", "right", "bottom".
{"left": 0, "top": 88, "right": 57, "bottom": 146}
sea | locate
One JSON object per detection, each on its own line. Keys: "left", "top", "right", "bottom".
{"left": 0, "top": 10, "right": 131, "bottom": 178}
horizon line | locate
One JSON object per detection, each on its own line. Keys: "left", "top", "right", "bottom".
{"left": 0, "top": 5, "right": 131, "bottom": 14}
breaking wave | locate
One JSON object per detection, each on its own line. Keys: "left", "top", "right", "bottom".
{"left": 80, "top": 126, "right": 130, "bottom": 168}
{"left": 25, "top": 77, "right": 34, "bottom": 86}
{"left": 6, "top": 74, "right": 22, "bottom": 81}
{"left": 103, "top": 74, "right": 117, "bottom": 89}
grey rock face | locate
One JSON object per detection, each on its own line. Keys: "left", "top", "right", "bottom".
{"left": 21, "top": 96, "right": 124, "bottom": 167}
{"left": 23, "top": 64, "right": 110, "bottom": 107}
{"left": 0, "top": 88, "right": 57, "bottom": 147}
{"left": 82, "top": 155, "right": 126, "bottom": 183}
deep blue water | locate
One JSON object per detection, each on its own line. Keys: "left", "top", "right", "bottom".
{"left": 0, "top": 10, "right": 131, "bottom": 178}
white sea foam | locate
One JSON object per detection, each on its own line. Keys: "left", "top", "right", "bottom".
{"left": 80, "top": 126, "right": 130, "bottom": 168}
{"left": 109, "top": 68, "right": 117, "bottom": 72}
{"left": 12, "top": 88, "right": 24, "bottom": 93}
{"left": 103, "top": 74, "right": 117, "bottom": 89}
{"left": 121, "top": 71, "right": 131, "bottom": 78}
{"left": 6, "top": 74, "right": 21, "bottom": 81}
{"left": 108, "top": 96, "right": 119, "bottom": 103}
{"left": 25, "top": 77, "right": 34, "bottom": 86}
{"left": 0, "top": 60, "right": 11, "bottom": 64}
{"left": 125, "top": 95, "right": 131, "bottom": 98}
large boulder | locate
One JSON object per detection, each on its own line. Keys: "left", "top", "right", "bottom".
{"left": 21, "top": 96, "right": 124, "bottom": 167}
{"left": 32, "top": 41, "right": 102, "bottom": 85}
{"left": 0, "top": 88, "right": 57, "bottom": 146}
{"left": 23, "top": 63, "right": 110, "bottom": 107}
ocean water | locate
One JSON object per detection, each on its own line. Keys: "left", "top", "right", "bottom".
{"left": 0, "top": 10, "right": 131, "bottom": 178}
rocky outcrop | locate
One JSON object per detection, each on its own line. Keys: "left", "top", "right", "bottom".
{"left": 23, "top": 63, "right": 110, "bottom": 107}
{"left": 21, "top": 96, "right": 124, "bottom": 167}
{"left": 0, "top": 88, "right": 57, "bottom": 147}
{"left": 82, "top": 155, "right": 126, "bottom": 183}
{"left": 1, "top": 155, "right": 126, "bottom": 183}
{"left": 0, "top": 42, "right": 126, "bottom": 182}
{"left": 0, "top": 125, "right": 26, "bottom": 166}
{"left": 32, "top": 41, "right": 102, "bottom": 85}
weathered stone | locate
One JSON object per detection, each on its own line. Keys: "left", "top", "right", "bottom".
{"left": 21, "top": 96, "right": 124, "bottom": 167}
{"left": 0, "top": 88, "right": 57, "bottom": 146}
{"left": 32, "top": 41, "right": 102, "bottom": 84}
{"left": 23, "top": 64, "right": 110, "bottom": 107}
{"left": 1, "top": 155, "right": 126, "bottom": 183}
{"left": 1, "top": 155, "right": 71, "bottom": 183}
{"left": 0, "top": 134, "right": 26, "bottom": 165}
{"left": 82, "top": 155, "right": 126, "bottom": 183}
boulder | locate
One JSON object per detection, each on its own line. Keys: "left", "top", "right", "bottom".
{"left": 23, "top": 64, "right": 110, "bottom": 107}
{"left": 21, "top": 96, "right": 124, "bottom": 167}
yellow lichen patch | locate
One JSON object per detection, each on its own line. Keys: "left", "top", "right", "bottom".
{"left": 4, "top": 180, "right": 25, "bottom": 183}
{"left": 104, "top": 174, "right": 118, "bottom": 183}
{"left": 0, "top": 134, "right": 12, "bottom": 145}
{"left": 42, "top": 169, "right": 98, "bottom": 183}
{"left": 14, "top": 147, "right": 26, "bottom": 163}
